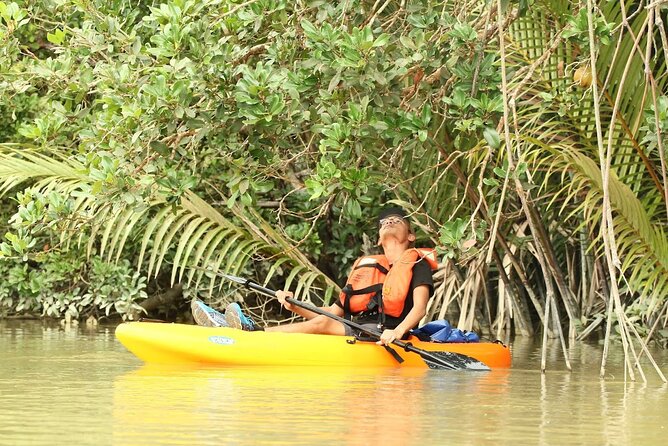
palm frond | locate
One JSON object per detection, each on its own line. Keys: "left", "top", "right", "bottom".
{"left": 0, "top": 146, "right": 338, "bottom": 302}
{"left": 507, "top": 2, "right": 667, "bottom": 201}
{"left": 528, "top": 142, "right": 668, "bottom": 307}
{"left": 0, "top": 144, "right": 87, "bottom": 194}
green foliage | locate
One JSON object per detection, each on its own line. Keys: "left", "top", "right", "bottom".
{"left": 0, "top": 188, "right": 70, "bottom": 259}
{"left": 0, "top": 180, "right": 147, "bottom": 319}
{"left": 562, "top": 7, "right": 614, "bottom": 51}
{"left": 0, "top": 252, "right": 147, "bottom": 319}
{"left": 437, "top": 217, "right": 487, "bottom": 260}
{"left": 640, "top": 96, "right": 668, "bottom": 155}
{"left": 0, "top": 2, "right": 29, "bottom": 33}
{"left": 442, "top": 53, "right": 503, "bottom": 148}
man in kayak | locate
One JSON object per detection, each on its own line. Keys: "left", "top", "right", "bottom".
{"left": 224, "top": 206, "right": 435, "bottom": 346}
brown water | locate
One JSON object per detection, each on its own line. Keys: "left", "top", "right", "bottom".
{"left": 1, "top": 320, "right": 667, "bottom": 445}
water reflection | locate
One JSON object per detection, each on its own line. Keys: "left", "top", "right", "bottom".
{"left": 2, "top": 321, "right": 668, "bottom": 446}
{"left": 111, "top": 364, "right": 513, "bottom": 445}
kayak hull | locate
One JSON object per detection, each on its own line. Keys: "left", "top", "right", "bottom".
{"left": 115, "top": 322, "right": 511, "bottom": 369}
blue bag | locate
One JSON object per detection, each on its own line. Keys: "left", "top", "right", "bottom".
{"left": 411, "top": 320, "right": 480, "bottom": 343}
{"left": 415, "top": 320, "right": 451, "bottom": 336}
{"left": 442, "top": 328, "right": 465, "bottom": 343}
{"left": 430, "top": 324, "right": 453, "bottom": 342}
{"left": 464, "top": 331, "right": 480, "bottom": 342}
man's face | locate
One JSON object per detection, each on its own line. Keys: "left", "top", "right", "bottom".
{"left": 378, "top": 215, "right": 414, "bottom": 244}
{"left": 379, "top": 215, "right": 406, "bottom": 229}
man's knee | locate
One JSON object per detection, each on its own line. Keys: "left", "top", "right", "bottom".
{"left": 309, "top": 315, "right": 328, "bottom": 332}
{"left": 309, "top": 315, "right": 344, "bottom": 335}
{"left": 309, "top": 315, "right": 338, "bottom": 334}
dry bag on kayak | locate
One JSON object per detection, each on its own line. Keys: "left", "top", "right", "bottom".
{"left": 411, "top": 320, "right": 480, "bottom": 343}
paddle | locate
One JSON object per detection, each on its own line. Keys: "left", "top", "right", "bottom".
{"left": 218, "top": 272, "right": 490, "bottom": 371}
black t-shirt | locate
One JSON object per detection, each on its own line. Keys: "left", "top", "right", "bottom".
{"left": 336, "top": 258, "right": 435, "bottom": 328}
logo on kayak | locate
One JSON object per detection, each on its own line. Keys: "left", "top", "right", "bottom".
{"left": 208, "top": 336, "right": 234, "bottom": 346}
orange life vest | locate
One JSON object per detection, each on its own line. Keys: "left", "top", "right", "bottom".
{"left": 339, "top": 248, "right": 438, "bottom": 318}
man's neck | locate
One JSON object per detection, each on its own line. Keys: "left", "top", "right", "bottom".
{"left": 381, "top": 240, "right": 410, "bottom": 264}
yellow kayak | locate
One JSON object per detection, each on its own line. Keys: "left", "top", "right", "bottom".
{"left": 116, "top": 322, "right": 511, "bottom": 369}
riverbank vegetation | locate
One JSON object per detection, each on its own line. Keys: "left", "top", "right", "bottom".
{"left": 0, "top": 0, "right": 666, "bottom": 378}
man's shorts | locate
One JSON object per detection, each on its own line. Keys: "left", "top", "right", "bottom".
{"left": 343, "top": 322, "right": 381, "bottom": 338}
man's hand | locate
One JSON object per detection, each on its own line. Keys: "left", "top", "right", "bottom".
{"left": 275, "top": 290, "right": 295, "bottom": 311}
{"left": 377, "top": 327, "right": 406, "bottom": 345}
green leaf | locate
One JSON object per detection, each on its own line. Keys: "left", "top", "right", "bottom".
{"left": 300, "top": 19, "right": 318, "bottom": 39}
{"left": 372, "top": 34, "right": 390, "bottom": 48}
{"left": 399, "top": 35, "right": 415, "bottom": 50}
{"left": 46, "top": 28, "right": 66, "bottom": 45}
{"left": 327, "top": 71, "right": 342, "bottom": 93}
{"left": 493, "top": 166, "right": 506, "bottom": 178}
{"left": 516, "top": 162, "right": 528, "bottom": 177}
{"left": 345, "top": 198, "right": 361, "bottom": 219}
{"left": 483, "top": 127, "right": 500, "bottom": 149}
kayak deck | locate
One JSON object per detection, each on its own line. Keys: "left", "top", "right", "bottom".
{"left": 115, "top": 322, "right": 511, "bottom": 369}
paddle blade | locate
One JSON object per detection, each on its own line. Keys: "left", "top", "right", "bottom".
{"left": 420, "top": 350, "right": 490, "bottom": 371}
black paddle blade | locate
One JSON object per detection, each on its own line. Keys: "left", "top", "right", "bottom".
{"left": 419, "top": 350, "right": 490, "bottom": 371}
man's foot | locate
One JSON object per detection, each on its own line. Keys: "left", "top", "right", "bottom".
{"left": 191, "top": 299, "right": 229, "bottom": 327}
{"left": 225, "top": 302, "right": 262, "bottom": 331}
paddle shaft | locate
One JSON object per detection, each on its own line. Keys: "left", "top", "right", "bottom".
{"left": 228, "top": 275, "right": 460, "bottom": 369}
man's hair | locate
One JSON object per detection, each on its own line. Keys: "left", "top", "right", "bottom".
{"left": 377, "top": 206, "right": 408, "bottom": 226}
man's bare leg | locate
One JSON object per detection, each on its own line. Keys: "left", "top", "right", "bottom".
{"left": 265, "top": 314, "right": 346, "bottom": 335}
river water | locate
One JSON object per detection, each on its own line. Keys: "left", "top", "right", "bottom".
{"left": 1, "top": 320, "right": 666, "bottom": 445}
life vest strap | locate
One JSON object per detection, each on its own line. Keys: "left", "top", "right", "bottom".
{"left": 353, "top": 262, "right": 389, "bottom": 275}
{"left": 342, "top": 283, "right": 383, "bottom": 297}
{"left": 342, "top": 283, "right": 383, "bottom": 321}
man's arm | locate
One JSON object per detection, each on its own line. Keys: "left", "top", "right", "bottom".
{"left": 276, "top": 290, "right": 344, "bottom": 320}
{"left": 377, "top": 284, "right": 430, "bottom": 345}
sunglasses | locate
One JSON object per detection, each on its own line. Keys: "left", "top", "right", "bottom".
{"left": 379, "top": 216, "right": 405, "bottom": 227}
